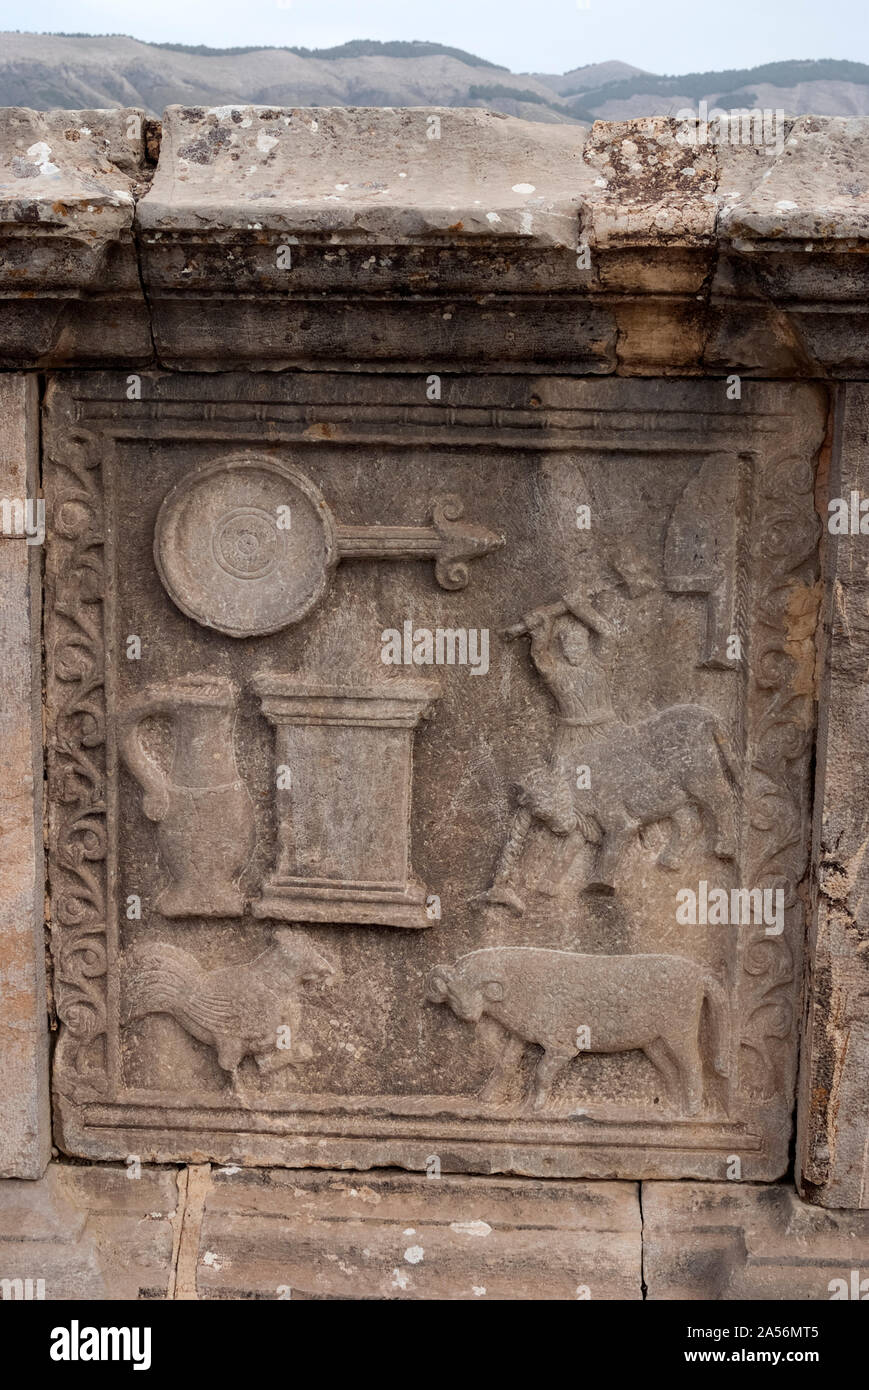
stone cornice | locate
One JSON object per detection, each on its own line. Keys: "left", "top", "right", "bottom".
{"left": 0, "top": 104, "right": 867, "bottom": 373}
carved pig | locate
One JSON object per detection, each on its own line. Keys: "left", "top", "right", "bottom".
{"left": 426, "top": 947, "right": 729, "bottom": 1113}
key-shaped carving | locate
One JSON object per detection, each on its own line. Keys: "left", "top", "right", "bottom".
{"left": 155, "top": 454, "right": 504, "bottom": 637}
{"left": 335, "top": 495, "right": 504, "bottom": 592}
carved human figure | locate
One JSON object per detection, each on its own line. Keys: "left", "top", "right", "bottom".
{"left": 118, "top": 675, "right": 255, "bottom": 917}
{"left": 426, "top": 947, "right": 730, "bottom": 1113}
{"left": 518, "top": 595, "right": 617, "bottom": 733}
{"left": 486, "top": 590, "right": 617, "bottom": 909}
{"left": 485, "top": 588, "right": 738, "bottom": 906}
{"left": 125, "top": 930, "right": 336, "bottom": 1094}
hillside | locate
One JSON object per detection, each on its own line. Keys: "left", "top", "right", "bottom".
{"left": 1, "top": 34, "right": 867, "bottom": 122}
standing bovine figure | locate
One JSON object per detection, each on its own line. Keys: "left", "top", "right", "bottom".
{"left": 426, "top": 946, "right": 730, "bottom": 1113}
{"left": 557, "top": 702, "right": 739, "bottom": 892}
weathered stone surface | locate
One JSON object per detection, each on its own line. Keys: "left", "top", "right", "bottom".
{"left": 721, "top": 116, "right": 869, "bottom": 248}
{"left": 132, "top": 110, "right": 869, "bottom": 375}
{"left": 581, "top": 117, "right": 719, "bottom": 249}
{"left": 0, "top": 374, "right": 49, "bottom": 1179}
{"left": 193, "top": 1167, "right": 641, "bottom": 1300}
{"left": 0, "top": 1161, "right": 638, "bottom": 1300}
{"left": 643, "top": 1182, "right": 869, "bottom": 1299}
{"left": 6, "top": 1165, "right": 869, "bottom": 1300}
{"left": 3, "top": 101, "right": 869, "bottom": 1273}
{"left": 0, "top": 106, "right": 152, "bottom": 364}
{"left": 42, "top": 371, "right": 825, "bottom": 1180}
{"left": 798, "top": 384, "right": 869, "bottom": 1208}
{"left": 0, "top": 1163, "right": 178, "bottom": 1300}
{"left": 714, "top": 118, "right": 869, "bottom": 379}
{"left": 0, "top": 106, "right": 867, "bottom": 373}
{"left": 0, "top": 106, "right": 146, "bottom": 236}
{"left": 135, "top": 105, "right": 605, "bottom": 370}
{"left": 139, "top": 105, "right": 589, "bottom": 244}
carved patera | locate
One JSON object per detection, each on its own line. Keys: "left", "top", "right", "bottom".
{"left": 154, "top": 456, "right": 337, "bottom": 636}
{"left": 45, "top": 373, "right": 826, "bottom": 1179}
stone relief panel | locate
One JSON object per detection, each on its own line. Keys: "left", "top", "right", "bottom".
{"left": 154, "top": 454, "right": 502, "bottom": 638}
{"left": 44, "top": 373, "right": 826, "bottom": 1179}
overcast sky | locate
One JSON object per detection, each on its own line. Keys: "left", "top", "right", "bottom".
{"left": 2, "top": 0, "right": 866, "bottom": 75}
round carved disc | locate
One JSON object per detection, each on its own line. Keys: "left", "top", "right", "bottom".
{"left": 154, "top": 456, "right": 336, "bottom": 637}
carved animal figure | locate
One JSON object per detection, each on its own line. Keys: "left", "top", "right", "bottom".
{"left": 517, "top": 703, "right": 739, "bottom": 893}
{"left": 426, "top": 947, "right": 729, "bottom": 1113}
{"left": 125, "top": 930, "right": 335, "bottom": 1092}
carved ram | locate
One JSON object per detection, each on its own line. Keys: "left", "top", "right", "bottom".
{"left": 426, "top": 946, "right": 729, "bottom": 1113}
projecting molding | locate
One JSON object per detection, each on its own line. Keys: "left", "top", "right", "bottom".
{"left": 0, "top": 106, "right": 866, "bottom": 371}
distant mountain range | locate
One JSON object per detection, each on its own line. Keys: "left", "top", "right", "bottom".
{"left": 2, "top": 33, "right": 868, "bottom": 122}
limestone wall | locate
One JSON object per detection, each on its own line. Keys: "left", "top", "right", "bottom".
{"left": 1, "top": 104, "right": 869, "bottom": 1298}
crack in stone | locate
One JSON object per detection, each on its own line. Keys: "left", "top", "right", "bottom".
{"left": 171, "top": 1164, "right": 211, "bottom": 1301}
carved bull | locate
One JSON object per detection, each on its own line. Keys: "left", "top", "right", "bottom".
{"left": 426, "top": 946, "right": 729, "bottom": 1113}
{"left": 519, "top": 704, "right": 739, "bottom": 893}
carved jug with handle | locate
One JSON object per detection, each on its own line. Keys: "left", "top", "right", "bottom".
{"left": 118, "top": 675, "right": 255, "bottom": 917}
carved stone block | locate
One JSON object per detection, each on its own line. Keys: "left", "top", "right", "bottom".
{"left": 0, "top": 1163, "right": 178, "bottom": 1299}
{"left": 0, "top": 1161, "right": 641, "bottom": 1301}
{"left": 194, "top": 1167, "right": 642, "bottom": 1301}
{"left": 643, "top": 1182, "right": 869, "bottom": 1300}
{"left": 118, "top": 676, "right": 255, "bottom": 918}
{"left": 44, "top": 372, "right": 826, "bottom": 1180}
{"left": 0, "top": 373, "right": 49, "bottom": 1178}
{"left": 798, "top": 383, "right": 869, "bottom": 1207}
{"left": 251, "top": 678, "right": 440, "bottom": 928}
{"left": 0, "top": 107, "right": 152, "bottom": 365}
